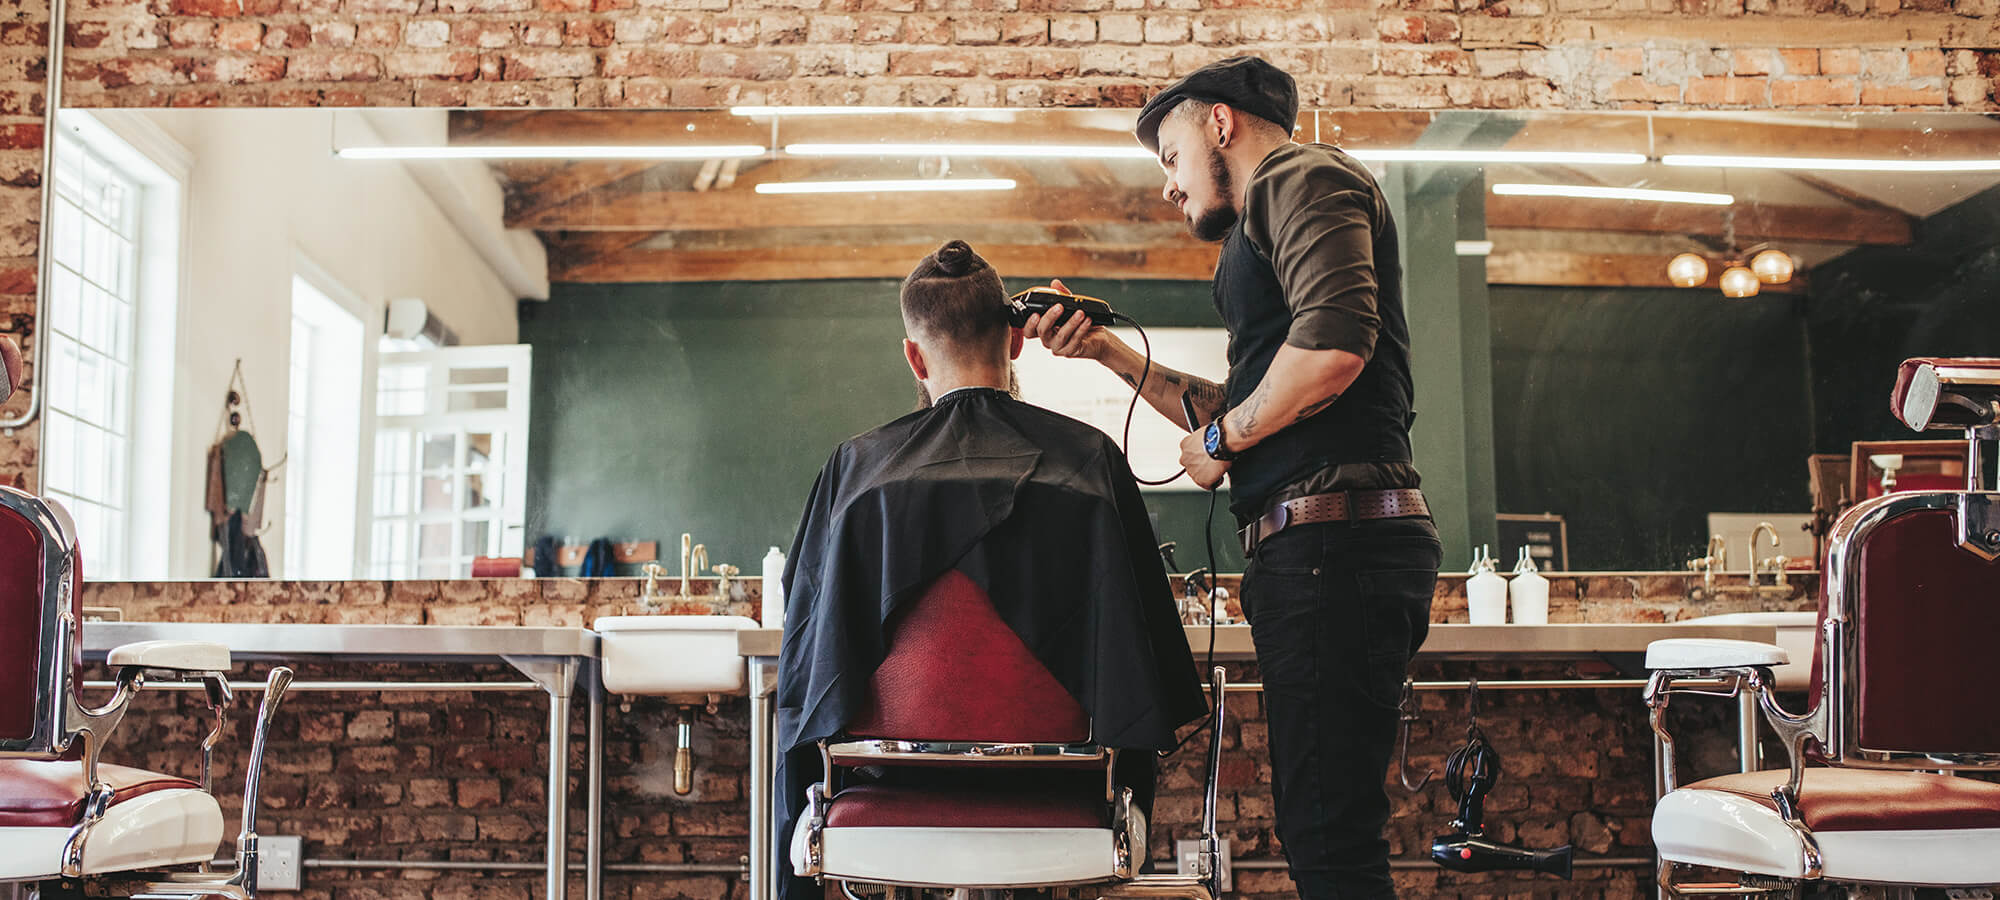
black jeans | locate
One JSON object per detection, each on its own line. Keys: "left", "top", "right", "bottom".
{"left": 1240, "top": 515, "right": 1441, "bottom": 900}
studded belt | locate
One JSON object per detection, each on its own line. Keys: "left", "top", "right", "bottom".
{"left": 1239, "top": 489, "right": 1430, "bottom": 555}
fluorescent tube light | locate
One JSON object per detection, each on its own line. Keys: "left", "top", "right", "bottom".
{"left": 732, "top": 106, "right": 1003, "bottom": 117}
{"left": 1662, "top": 154, "right": 2000, "bottom": 173}
{"left": 1454, "top": 240, "right": 1495, "bottom": 257}
{"left": 337, "top": 145, "right": 767, "bottom": 160}
{"left": 1491, "top": 183, "right": 1735, "bottom": 206}
{"left": 786, "top": 142, "right": 1155, "bottom": 160}
{"left": 754, "top": 178, "right": 1018, "bottom": 195}
{"left": 1343, "top": 149, "right": 1648, "bottom": 166}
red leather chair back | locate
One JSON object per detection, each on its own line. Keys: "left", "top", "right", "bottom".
{"left": 846, "top": 569, "right": 1090, "bottom": 744}
{"left": 0, "top": 487, "right": 79, "bottom": 754}
{"left": 1849, "top": 507, "right": 2000, "bottom": 754}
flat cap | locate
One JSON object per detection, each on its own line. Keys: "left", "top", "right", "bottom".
{"left": 1134, "top": 55, "right": 1298, "bottom": 153}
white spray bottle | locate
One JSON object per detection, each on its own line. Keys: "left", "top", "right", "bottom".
{"left": 761, "top": 547, "right": 786, "bottom": 629}
{"left": 1466, "top": 544, "right": 1507, "bottom": 625}
{"left": 1509, "top": 547, "right": 1550, "bottom": 625}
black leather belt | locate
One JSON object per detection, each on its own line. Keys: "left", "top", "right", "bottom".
{"left": 1240, "top": 489, "right": 1430, "bottom": 555}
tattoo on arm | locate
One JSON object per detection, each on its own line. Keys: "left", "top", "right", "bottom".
{"left": 1187, "top": 380, "right": 1227, "bottom": 418}
{"left": 1118, "top": 372, "right": 1138, "bottom": 389}
{"left": 1294, "top": 391, "right": 1341, "bottom": 424}
{"left": 1233, "top": 382, "right": 1271, "bottom": 439}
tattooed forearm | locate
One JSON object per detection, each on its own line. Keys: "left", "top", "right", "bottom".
{"left": 1231, "top": 382, "right": 1271, "bottom": 439}
{"left": 1294, "top": 391, "right": 1340, "bottom": 423}
{"left": 1185, "top": 379, "right": 1228, "bottom": 418}
{"left": 1118, "top": 371, "right": 1138, "bottom": 389}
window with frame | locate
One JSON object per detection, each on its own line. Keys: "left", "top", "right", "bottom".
{"left": 43, "top": 129, "right": 147, "bottom": 578}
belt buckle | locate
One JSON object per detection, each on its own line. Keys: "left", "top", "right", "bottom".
{"left": 1239, "top": 521, "right": 1258, "bottom": 556}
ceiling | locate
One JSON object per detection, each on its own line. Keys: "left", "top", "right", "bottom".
{"left": 443, "top": 109, "right": 2000, "bottom": 290}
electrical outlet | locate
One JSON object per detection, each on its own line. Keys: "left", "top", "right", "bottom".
{"left": 257, "top": 835, "right": 303, "bottom": 891}
{"left": 1174, "top": 838, "right": 1232, "bottom": 892}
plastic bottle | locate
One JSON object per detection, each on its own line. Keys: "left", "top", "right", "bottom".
{"left": 761, "top": 547, "right": 786, "bottom": 629}
{"left": 1466, "top": 544, "right": 1508, "bottom": 626}
{"left": 1509, "top": 547, "right": 1550, "bottom": 626}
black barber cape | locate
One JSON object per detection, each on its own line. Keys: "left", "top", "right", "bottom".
{"left": 775, "top": 387, "right": 1206, "bottom": 898}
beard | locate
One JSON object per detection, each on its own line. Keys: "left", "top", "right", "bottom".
{"left": 1186, "top": 142, "right": 1239, "bottom": 243}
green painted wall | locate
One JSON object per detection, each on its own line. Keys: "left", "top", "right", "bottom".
{"left": 519, "top": 276, "right": 1250, "bottom": 576}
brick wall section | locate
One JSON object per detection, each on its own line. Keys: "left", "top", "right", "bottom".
{"left": 0, "top": 1, "right": 1981, "bottom": 487}
{"left": 33, "top": 4, "right": 2000, "bottom": 110}
{"left": 82, "top": 573, "right": 1813, "bottom": 899}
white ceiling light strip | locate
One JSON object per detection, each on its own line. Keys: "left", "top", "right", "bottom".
{"left": 1662, "top": 154, "right": 2000, "bottom": 173}
{"left": 786, "top": 142, "right": 1155, "bottom": 160}
{"left": 1491, "top": 183, "right": 1735, "bottom": 206}
{"left": 1344, "top": 149, "right": 1648, "bottom": 166}
{"left": 338, "top": 145, "right": 768, "bottom": 160}
{"left": 754, "top": 178, "right": 1018, "bottom": 194}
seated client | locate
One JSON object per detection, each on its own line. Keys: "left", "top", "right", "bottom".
{"left": 773, "top": 240, "right": 1207, "bottom": 899}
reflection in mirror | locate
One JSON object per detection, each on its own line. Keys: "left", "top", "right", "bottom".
{"left": 44, "top": 107, "right": 2000, "bottom": 579}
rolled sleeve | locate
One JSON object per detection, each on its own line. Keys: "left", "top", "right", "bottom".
{"left": 1244, "top": 149, "right": 1385, "bottom": 362}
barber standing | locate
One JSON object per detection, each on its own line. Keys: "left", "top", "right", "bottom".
{"left": 1023, "top": 56, "right": 1441, "bottom": 899}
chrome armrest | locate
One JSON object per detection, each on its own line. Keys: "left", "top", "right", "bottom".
{"left": 106, "top": 639, "right": 231, "bottom": 673}
{"left": 1645, "top": 637, "right": 1787, "bottom": 671}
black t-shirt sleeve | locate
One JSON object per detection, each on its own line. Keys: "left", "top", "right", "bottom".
{"left": 1243, "top": 148, "right": 1384, "bottom": 361}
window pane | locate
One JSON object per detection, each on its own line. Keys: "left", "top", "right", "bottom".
{"left": 462, "top": 520, "right": 490, "bottom": 556}
{"left": 421, "top": 433, "right": 455, "bottom": 470}
{"left": 465, "top": 433, "right": 496, "bottom": 469}
{"left": 464, "top": 473, "right": 493, "bottom": 511}
{"left": 418, "top": 522, "right": 451, "bottom": 558}
{"left": 43, "top": 413, "right": 74, "bottom": 493}
{"left": 420, "top": 475, "right": 452, "bottom": 513}
{"left": 446, "top": 390, "right": 507, "bottom": 412}
{"left": 446, "top": 366, "right": 509, "bottom": 386}
{"left": 49, "top": 268, "right": 79, "bottom": 338}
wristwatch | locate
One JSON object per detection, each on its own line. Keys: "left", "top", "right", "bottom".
{"left": 1203, "top": 419, "right": 1238, "bottom": 462}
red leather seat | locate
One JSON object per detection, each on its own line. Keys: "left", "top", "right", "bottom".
{"left": 1682, "top": 769, "right": 2000, "bottom": 832}
{"left": 826, "top": 784, "right": 1108, "bottom": 830}
{"left": 0, "top": 760, "right": 201, "bottom": 829}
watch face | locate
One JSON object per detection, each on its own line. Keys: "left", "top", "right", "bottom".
{"left": 1205, "top": 421, "right": 1222, "bottom": 455}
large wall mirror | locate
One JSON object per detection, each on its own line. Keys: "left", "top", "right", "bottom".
{"left": 41, "top": 106, "right": 2000, "bottom": 580}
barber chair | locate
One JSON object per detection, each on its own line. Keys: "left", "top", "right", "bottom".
{"left": 0, "top": 339, "right": 295, "bottom": 899}
{"left": 1643, "top": 357, "right": 2000, "bottom": 897}
{"left": 790, "top": 569, "right": 1226, "bottom": 900}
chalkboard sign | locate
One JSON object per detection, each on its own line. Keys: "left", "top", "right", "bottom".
{"left": 1496, "top": 513, "right": 1568, "bottom": 572}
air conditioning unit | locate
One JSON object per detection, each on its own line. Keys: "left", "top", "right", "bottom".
{"left": 384, "top": 297, "right": 459, "bottom": 347}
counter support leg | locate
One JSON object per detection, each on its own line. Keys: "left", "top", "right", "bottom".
{"left": 588, "top": 662, "right": 604, "bottom": 900}
{"left": 748, "top": 657, "right": 777, "bottom": 900}
{"left": 506, "top": 655, "right": 581, "bottom": 900}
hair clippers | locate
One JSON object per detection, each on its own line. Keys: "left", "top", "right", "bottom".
{"left": 1006, "top": 288, "right": 1118, "bottom": 329}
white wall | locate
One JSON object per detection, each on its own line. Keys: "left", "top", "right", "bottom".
{"left": 83, "top": 108, "right": 536, "bottom": 578}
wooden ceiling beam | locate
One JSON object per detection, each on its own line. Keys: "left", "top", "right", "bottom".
{"left": 510, "top": 185, "right": 1181, "bottom": 231}
{"left": 550, "top": 242, "right": 1223, "bottom": 282}
{"left": 1484, "top": 195, "right": 1912, "bottom": 245}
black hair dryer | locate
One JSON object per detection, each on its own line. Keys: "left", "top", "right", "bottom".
{"left": 1428, "top": 682, "right": 1573, "bottom": 879}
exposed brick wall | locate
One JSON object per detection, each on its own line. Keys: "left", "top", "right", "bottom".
{"left": 0, "top": 0, "right": 1982, "bottom": 485}
{"left": 81, "top": 574, "right": 1814, "bottom": 899}
{"left": 40, "top": 4, "right": 2000, "bottom": 110}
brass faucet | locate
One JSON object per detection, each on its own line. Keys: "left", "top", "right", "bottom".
{"left": 639, "top": 562, "right": 669, "bottom": 611}
{"left": 1748, "top": 522, "right": 1782, "bottom": 591}
{"left": 680, "top": 533, "right": 707, "bottom": 602}
{"left": 1686, "top": 534, "right": 1727, "bottom": 594}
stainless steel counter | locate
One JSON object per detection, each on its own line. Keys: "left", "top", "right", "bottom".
{"left": 81, "top": 622, "right": 595, "bottom": 900}
{"left": 734, "top": 621, "right": 1780, "bottom": 660}
{"left": 82, "top": 622, "right": 598, "bottom": 661}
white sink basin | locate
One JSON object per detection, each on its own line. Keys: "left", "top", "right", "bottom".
{"left": 594, "top": 615, "right": 758, "bottom": 695}
{"left": 1679, "top": 611, "right": 1817, "bottom": 690}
